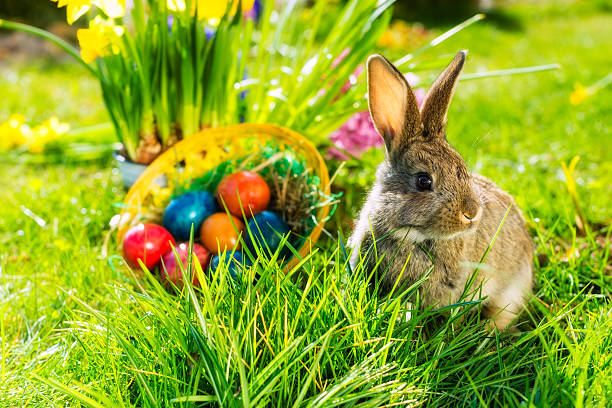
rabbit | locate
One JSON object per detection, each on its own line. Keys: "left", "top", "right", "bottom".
{"left": 348, "top": 51, "right": 534, "bottom": 330}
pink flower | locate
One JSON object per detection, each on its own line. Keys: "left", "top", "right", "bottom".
{"left": 404, "top": 72, "right": 420, "bottom": 87}
{"left": 413, "top": 87, "right": 426, "bottom": 107}
{"left": 328, "top": 111, "right": 382, "bottom": 160}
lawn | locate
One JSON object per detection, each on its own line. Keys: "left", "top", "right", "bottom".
{"left": 1, "top": 1, "right": 611, "bottom": 406}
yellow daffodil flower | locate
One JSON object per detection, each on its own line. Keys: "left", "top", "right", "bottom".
{"left": 50, "top": 0, "right": 92, "bottom": 25}
{"left": 377, "top": 20, "right": 429, "bottom": 50}
{"left": 167, "top": 0, "right": 254, "bottom": 20}
{"left": 167, "top": 0, "right": 186, "bottom": 12}
{"left": 570, "top": 83, "right": 589, "bottom": 105}
{"left": 198, "top": 0, "right": 255, "bottom": 19}
{"left": 570, "top": 73, "right": 612, "bottom": 105}
{"left": 0, "top": 114, "right": 28, "bottom": 152}
{"left": 77, "top": 16, "right": 125, "bottom": 63}
{"left": 44, "top": 116, "right": 71, "bottom": 135}
{"left": 51, "top": 0, "right": 125, "bottom": 24}
{"left": 25, "top": 116, "right": 70, "bottom": 154}
{"left": 96, "top": 0, "right": 125, "bottom": 18}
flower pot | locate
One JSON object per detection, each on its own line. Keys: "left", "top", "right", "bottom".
{"left": 113, "top": 151, "right": 168, "bottom": 188}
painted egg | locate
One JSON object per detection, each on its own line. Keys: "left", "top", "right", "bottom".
{"left": 160, "top": 242, "right": 210, "bottom": 288}
{"left": 216, "top": 171, "right": 270, "bottom": 218}
{"left": 200, "top": 212, "right": 245, "bottom": 254}
{"left": 244, "top": 211, "right": 289, "bottom": 256}
{"left": 163, "top": 191, "right": 217, "bottom": 241}
{"left": 123, "top": 223, "right": 175, "bottom": 269}
{"left": 210, "top": 251, "right": 251, "bottom": 280}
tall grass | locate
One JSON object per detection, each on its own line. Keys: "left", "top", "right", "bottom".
{"left": 28, "top": 223, "right": 612, "bottom": 407}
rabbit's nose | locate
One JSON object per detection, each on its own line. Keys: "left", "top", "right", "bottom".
{"left": 461, "top": 198, "right": 482, "bottom": 224}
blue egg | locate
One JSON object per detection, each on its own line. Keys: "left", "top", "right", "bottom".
{"left": 244, "top": 211, "right": 290, "bottom": 256}
{"left": 163, "top": 191, "right": 217, "bottom": 241}
{"left": 210, "top": 251, "right": 251, "bottom": 281}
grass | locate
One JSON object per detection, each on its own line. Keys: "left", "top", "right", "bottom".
{"left": 1, "top": 1, "right": 612, "bottom": 406}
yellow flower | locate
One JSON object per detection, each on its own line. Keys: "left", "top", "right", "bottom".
{"left": 167, "top": 0, "right": 186, "bottom": 12}
{"left": 0, "top": 114, "right": 28, "bottom": 152}
{"left": 44, "top": 116, "right": 71, "bottom": 135}
{"left": 198, "top": 0, "right": 255, "bottom": 19}
{"left": 25, "top": 117, "right": 70, "bottom": 154}
{"left": 51, "top": 0, "right": 125, "bottom": 24}
{"left": 51, "top": 0, "right": 92, "bottom": 24}
{"left": 570, "top": 83, "right": 589, "bottom": 105}
{"left": 96, "top": 0, "right": 125, "bottom": 18}
{"left": 377, "top": 20, "right": 429, "bottom": 50}
{"left": 168, "top": 0, "right": 255, "bottom": 20}
{"left": 77, "top": 16, "right": 125, "bottom": 63}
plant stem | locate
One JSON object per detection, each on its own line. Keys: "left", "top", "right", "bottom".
{"left": 460, "top": 64, "right": 560, "bottom": 81}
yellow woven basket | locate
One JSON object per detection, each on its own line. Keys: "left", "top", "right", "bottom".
{"left": 117, "top": 123, "right": 331, "bottom": 271}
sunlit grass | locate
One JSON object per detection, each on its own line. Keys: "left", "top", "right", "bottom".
{"left": 1, "top": 1, "right": 611, "bottom": 406}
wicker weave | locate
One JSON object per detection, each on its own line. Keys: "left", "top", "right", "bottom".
{"left": 117, "top": 123, "right": 330, "bottom": 271}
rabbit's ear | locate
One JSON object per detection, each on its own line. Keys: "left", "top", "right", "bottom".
{"left": 420, "top": 51, "right": 467, "bottom": 138}
{"left": 367, "top": 55, "right": 421, "bottom": 153}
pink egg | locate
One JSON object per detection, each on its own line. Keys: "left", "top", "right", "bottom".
{"left": 160, "top": 242, "right": 210, "bottom": 288}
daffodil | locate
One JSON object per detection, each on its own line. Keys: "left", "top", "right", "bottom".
{"left": 167, "top": 0, "right": 255, "bottom": 20}
{"left": 44, "top": 116, "right": 71, "bottom": 135}
{"left": 570, "top": 83, "right": 589, "bottom": 105}
{"left": 50, "top": 0, "right": 92, "bottom": 24}
{"left": 95, "top": 0, "right": 125, "bottom": 18}
{"left": 570, "top": 72, "right": 612, "bottom": 105}
{"left": 77, "top": 16, "right": 125, "bottom": 63}
{"left": 50, "top": 0, "right": 125, "bottom": 24}
{"left": 25, "top": 117, "right": 70, "bottom": 153}
{"left": 167, "top": 0, "right": 185, "bottom": 12}
{"left": 0, "top": 114, "right": 28, "bottom": 152}
{"left": 198, "top": 0, "right": 255, "bottom": 19}
{"left": 377, "top": 20, "right": 429, "bottom": 50}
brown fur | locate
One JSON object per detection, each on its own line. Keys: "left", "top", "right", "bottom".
{"left": 349, "top": 52, "right": 534, "bottom": 330}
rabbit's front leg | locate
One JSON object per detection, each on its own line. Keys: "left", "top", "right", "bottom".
{"left": 420, "top": 262, "right": 466, "bottom": 308}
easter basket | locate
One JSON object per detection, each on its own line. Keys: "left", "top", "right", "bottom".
{"left": 116, "top": 123, "right": 332, "bottom": 272}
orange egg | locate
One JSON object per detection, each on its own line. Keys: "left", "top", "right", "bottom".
{"left": 200, "top": 213, "right": 245, "bottom": 254}
{"left": 216, "top": 171, "right": 270, "bottom": 218}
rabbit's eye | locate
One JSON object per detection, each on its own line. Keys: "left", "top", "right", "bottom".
{"left": 416, "top": 173, "right": 433, "bottom": 191}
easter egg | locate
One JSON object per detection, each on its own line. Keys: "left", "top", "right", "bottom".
{"left": 160, "top": 242, "right": 210, "bottom": 288}
{"left": 216, "top": 171, "right": 270, "bottom": 218}
{"left": 210, "top": 251, "right": 251, "bottom": 280}
{"left": 123, "top": 223, "right": 175, "bottom": 269}
{"left": 200, "top": 212, "right": 245, "bottom": 254}
{"left": 244, "top": 211, "right": 289, "bottom": 256}
{"left": 163, "top": 191, "right": 217, "bottom": 241}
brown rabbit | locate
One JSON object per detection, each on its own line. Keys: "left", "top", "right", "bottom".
{"left": 348, "top": 51, "right": 534, "bottom": 330}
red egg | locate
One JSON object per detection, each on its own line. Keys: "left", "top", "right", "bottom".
{"left": 200, "top": 213, "right": 245, "bottom": 254}
{"left": 160, "top": 242, "right": 210, "bottom": 288}
{"left": 216, "top": 171, "right": 270, "bottom": 218}
{"left": 122, "top": 223, "right": 175, "bottom": 269}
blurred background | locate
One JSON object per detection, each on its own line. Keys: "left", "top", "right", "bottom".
{"left": 1, "top": 0, "right": 611, "bottom": 227}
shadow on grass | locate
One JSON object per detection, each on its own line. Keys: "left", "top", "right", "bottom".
{"left": 393, "top": 0, "right": 524, "bottom": 31}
